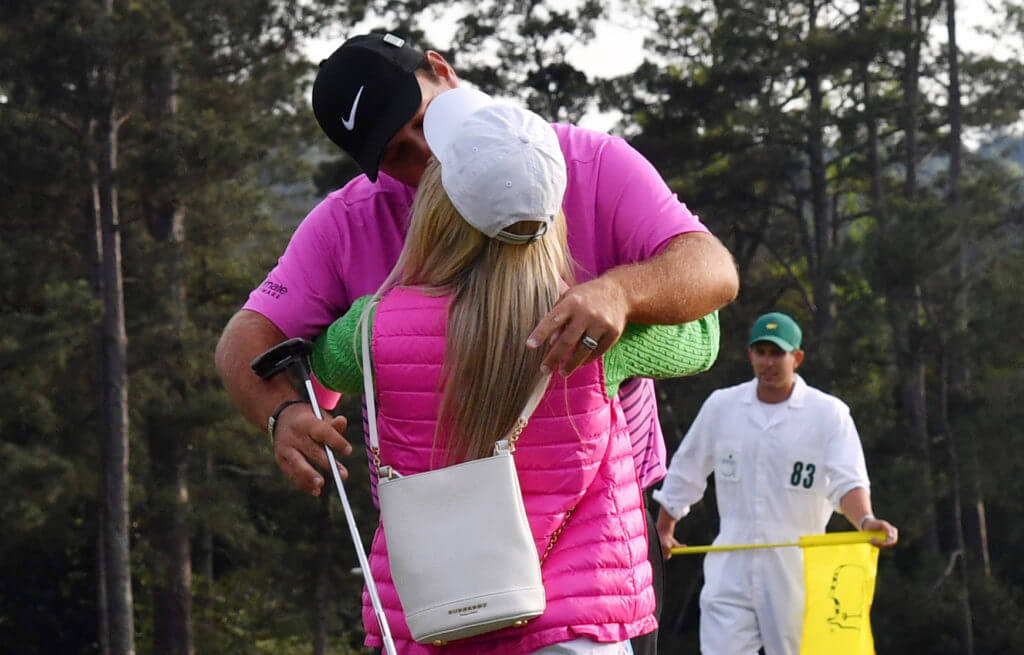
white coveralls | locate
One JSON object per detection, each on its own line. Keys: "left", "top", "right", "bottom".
{"left": 652, "top": 375, "right": 870, "bottom": 655}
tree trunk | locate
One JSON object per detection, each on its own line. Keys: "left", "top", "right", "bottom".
{"left": 940, "top": 347, "right": 976, "bottom": 655}
{"left": 894, "top": 0, "right": 940, "bottom": 556}
{"left": 150, "top": 441, "right": 193, "bottom": 655}
{"left": 858, "top": 1, "right": 884, "bottom": 216}
{"left": 945, "top": 0, "right": 991, "bottom": 579}
{"left": 96, "top": 0, "right": 135, "bottom": 647}
{"left": 89, "top": 118, "right": 113, "bottom": 655}
{"left": 894, "top": 319, "right": 940, "bottom": 555}
{"left": 313, "top": 494, "right": 332, "bottom": 655}
{"left": 903, "top": 0, "right": 920, "bottom": 200}
{"left": 806, "top": 60, "right": 835, "bottom": 385}
{"left": 143, "top": 45, "right": 195, "bottom": 655}
{"left": 196, "top": 449, "right": 215, "bottom": 607}
{"left": 97, "top": 496, "right": 111, "bottom": 655}
{"left": 947, "top": 0, "right": 962, "bottom": 202}
{"left": 794, "top": 0, "right": 837, "bottom": 385}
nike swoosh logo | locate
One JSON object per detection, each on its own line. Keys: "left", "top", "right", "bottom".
{"left": 341, "top": 85, "right": 364, "bottom": 131}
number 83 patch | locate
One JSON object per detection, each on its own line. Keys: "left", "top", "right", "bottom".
{"left": 788, "top": 460, "right": 817, "bottom": 490}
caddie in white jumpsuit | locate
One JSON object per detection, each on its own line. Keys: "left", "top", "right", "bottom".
{"left": 652, "top": 312, "right": 898, "bottom": 655}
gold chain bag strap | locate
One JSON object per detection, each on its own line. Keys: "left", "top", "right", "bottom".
{"left": 361, "top": 303, "right": 553, "bottom": 646}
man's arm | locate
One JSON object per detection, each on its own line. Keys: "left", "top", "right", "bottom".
{"left": 655, "top": 508, "right": 686, "bottom": 561}
{"left": 215, "top": 309, "right": 352, "bottom": 496}
{"left": 650, "top": 394, "right": 720, "bottom": 559}
{"left": 823, "top": 403, "right": 896, "bottom": 547}
{"left": 528, "top": 231, "right": 738, "bottom": 375}
{"left": 839, "top": 487, "right": 898, "bottom": 548}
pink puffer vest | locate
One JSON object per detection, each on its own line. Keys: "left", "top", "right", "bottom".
{"left": 360, "top": 287, "right": 655, "bottom": 655}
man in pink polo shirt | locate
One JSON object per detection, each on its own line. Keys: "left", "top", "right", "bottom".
{"left": 215, "top": 32, "right": 737, "bottom": 654}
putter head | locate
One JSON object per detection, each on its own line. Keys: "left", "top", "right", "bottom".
{"left": 251, "top": 337, "right": 314, "bottom": 380}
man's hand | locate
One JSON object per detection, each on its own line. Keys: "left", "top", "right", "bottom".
{"left": 862, "top": 517, "right": 899, "bottom": 548}
{"left": 272, "top": 403, "right": 353, "bottom": 497}
{"left": 526, "top": 276, "right": 629, "bottom": 376}
{"left": 656, "top": 508, "right": 684, "bottom": 560}
{"left": 216, "top": 309, "right": 355, "bottom": 497}
{"left": 526, "top": 232, "right": 738, "bottom": 377}
{"left": 838, "top": 488, "right": 898, "bottom": 549}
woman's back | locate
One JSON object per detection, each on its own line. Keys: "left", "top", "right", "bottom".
{"left": 363, "top": 286, "right": 655, "bottom": 655}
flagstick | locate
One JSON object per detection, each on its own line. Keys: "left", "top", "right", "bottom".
{"left": 670, "top": 530, "right": 886, "bottom": 556}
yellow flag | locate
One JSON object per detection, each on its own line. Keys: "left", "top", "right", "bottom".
{"left": 799, "top": 531, "right": 882, "bottom": 655}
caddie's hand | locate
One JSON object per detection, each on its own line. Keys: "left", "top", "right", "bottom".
{"left": 526, "top": 275, "right": 629, "bottom": 376}
{"left": 863, "top": 517, "right": 899, "bottom": 548}
{"left": 655, "top": 509, "right": 683, "bottom": 560}
{"left": 273, "top": 403, "right": 352, "bottom": 497}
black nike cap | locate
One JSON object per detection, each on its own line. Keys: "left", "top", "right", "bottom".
{"left": 312, "top": 33, "right": 424, "bottom": 182}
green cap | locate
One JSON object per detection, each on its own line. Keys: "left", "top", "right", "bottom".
{"left": 749, "top": 312, "right": 802, "bottom": 351}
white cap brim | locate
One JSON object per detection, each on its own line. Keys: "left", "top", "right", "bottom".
{"left": 424, "top": 87, "right": 496, "bottom": 157}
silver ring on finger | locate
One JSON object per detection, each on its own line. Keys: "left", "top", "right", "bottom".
{"left": 580, "top": 334, "right": 599, "bottom": 350}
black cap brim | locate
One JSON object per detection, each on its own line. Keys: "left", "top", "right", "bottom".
{"left": 351, "top": 79, "right": 421, "bottom": 181}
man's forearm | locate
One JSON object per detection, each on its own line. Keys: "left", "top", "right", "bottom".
{"left": 215, "top": 309, "right": 300, "bottom": 431}
{"left": 605, "top": 231, "right": 738, "bottom": 325}
{"left": 839, "top": 486, "right": 899, "bottom": 547}
{"left": 656, "top": 506, "right": 679, "bottom": 535}
{"left": 217, "top": 309, "right": 355, "bottom": 496}
{"left": 839, "top": 487, "right": 873, "bottom": 528}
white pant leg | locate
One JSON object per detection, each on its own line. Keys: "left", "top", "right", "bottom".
{"left": 754, "top": 548, "right": 804, "bottom": 655}
{"left": 699, "top": 552, "right": 762, "bottom": 655}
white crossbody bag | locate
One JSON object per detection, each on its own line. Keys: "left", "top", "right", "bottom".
{"left": 360, "top": 306, "right": 552, "bottom": 645}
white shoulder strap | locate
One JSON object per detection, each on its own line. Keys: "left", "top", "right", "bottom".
{"left": 360, "top": 300, "right": 382, "bottom": 451}
{"left": 518, "top": 372, "right": 552, "bottom": 422}
{"left": 360, "top": 298, "right": 552, "bottom": 453}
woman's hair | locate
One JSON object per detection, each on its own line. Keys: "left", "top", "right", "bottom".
{"left": 372, "top": 157, "right": 574, "bottom": 464}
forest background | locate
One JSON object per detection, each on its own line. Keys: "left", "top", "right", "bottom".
{"left": 2, "top": 0, "right": 1023, "bottom": 653}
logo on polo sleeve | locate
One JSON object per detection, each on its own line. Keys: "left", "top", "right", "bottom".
{"left": 259, "top": 280, "right": 289, "bottom": 299}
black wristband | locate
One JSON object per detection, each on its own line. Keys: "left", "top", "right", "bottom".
{"left": 267, "top": 399, "right": 308, "bottom": 444}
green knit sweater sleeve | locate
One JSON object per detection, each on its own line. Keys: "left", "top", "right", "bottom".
{"left": 310, "top": 296, "right": 375, "bottom": 394}
{"left": 602, "top": 311, "right": 720, "bottom": 398}
{"left": 310, "top": 298, "right": 718, "bottom": 398}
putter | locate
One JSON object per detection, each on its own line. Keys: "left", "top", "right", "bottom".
{"left": 252, "top": 338, "right": 397, "bottom": 655}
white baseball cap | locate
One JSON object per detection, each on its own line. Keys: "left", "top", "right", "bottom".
{"left": 424, "top": 87, "right": 567, "bottom": 244}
